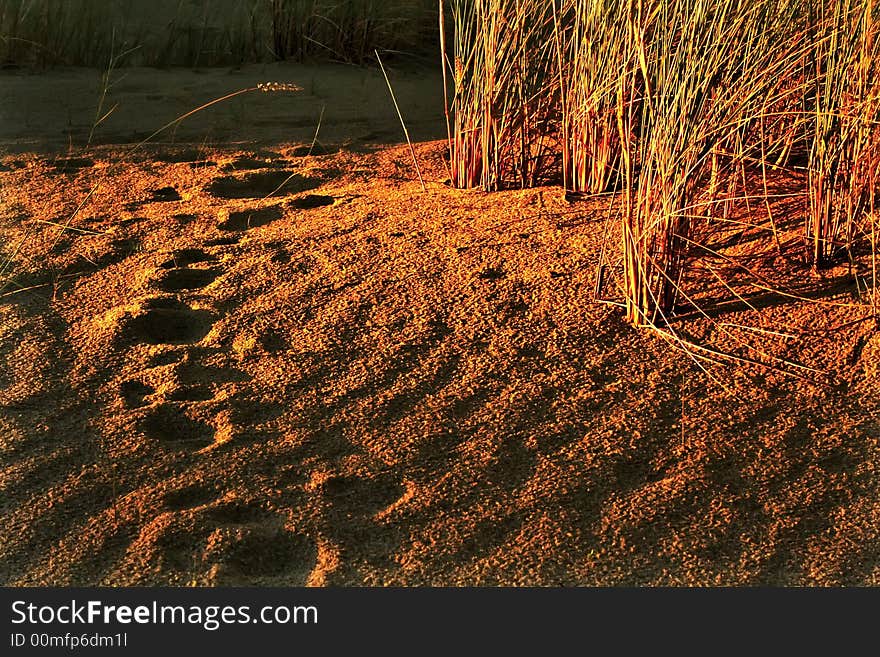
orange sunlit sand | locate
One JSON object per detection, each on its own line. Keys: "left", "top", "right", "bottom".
{"left": 1, "top": 1, "right": 879, "bottom": 587}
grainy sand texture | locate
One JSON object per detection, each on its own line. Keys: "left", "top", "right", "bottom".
{"left": 1, "top": 63, "right": 878, "bottom": 586}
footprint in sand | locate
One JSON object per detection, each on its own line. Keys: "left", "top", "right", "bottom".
{"left": 203, "top": 500, "right": 274, "bottom": 525}
{"left": 316, "top": 471, "right": 407, "bottom": 518}
{"left": 125, "top": 344, "right": 273, "bottom": 452}
{"left": 150, "top": 186, "right": 182, "bottom": 202}
{"left": 204, "top": 236, "right": 241, "bottom": 247}
{"left": 162, "top": 483, "right": 220, "bottom": 511}
{"left": 118, "top": 244, "right": 280, "bottom": 458}
{"left": 271, "top": 249, "right": 292, "bottom": 264}
{"left": 137, "top": 403, "right": 215, "bottom": 451}
{"left": 166, "top": 386, "right": 215, "bottom": 402}
{"left": 206, "top": 171, "right": 319, "bottom": 200}
{"left": 213, "top": 526, "right": 317, "bottom": 583}
{"left": 124, "top": 299, "right": 215, "bottom": 345}
{"left": 290, "top": 194, "right": 335, "bottom": 210}
{"left": 51, "top": 157, "right": 94, "bottom": 173}
{"left": 141, "top": 357, "right": 248, "bottom": 411}
{"left": 75, "top": 237, "right": 142, "bottom": 270}
{"left": 151, "top": 350, "right": 251, "bottom": 403}
{"left": 296, "top": 468, "right": 408, "bottom": 583}
{"left": 160, "top": 248, "right": 217, "bottom": 270}
{"left": 265, "top": 243, "right": 315, "bottom": 270}
{"left": 124, "top": 186, "right": 182, "bottom": 211}
{"left": 161, "top": 490, "right": 273, "bottom": 522}
{"left": 256, "top": 328, "right": 289, "bottom": 353}
{"left": 219, "top": 156, "right": 284, "bottom": 173}
{"left": 201, "top": 500, "right": 316, "bottom": 583}
{"left": 120, "top": 380, "right": 155, "bottom": 408}
{"left": 147, "top": 350, "right": 186, "bottom": 367}
{"left": 146, "top": 494, "right": 318, "bottom": 584}
{"left": 155, "top": 268, "right": 221, "bottom": 293}
{"left": 217, "top": 205, "right": 283, "bottom": 232}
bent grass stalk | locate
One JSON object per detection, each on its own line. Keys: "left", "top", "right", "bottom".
{"left": 0, "top": 81, "right": 304, "bottom": 297}
{"left": 376, "top": 49, "right": 427, "bottom": 192}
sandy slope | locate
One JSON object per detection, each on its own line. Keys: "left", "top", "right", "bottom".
{"left": 0, "top": 64, "right": 878, "bottom": 586}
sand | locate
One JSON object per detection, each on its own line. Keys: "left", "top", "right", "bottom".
{"left": 0, "top": 62, "right": 878, "bottom": 586}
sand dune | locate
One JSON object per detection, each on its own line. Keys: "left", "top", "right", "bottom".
{"left": 0, "top": 65, "right": 878, "bottom": 586}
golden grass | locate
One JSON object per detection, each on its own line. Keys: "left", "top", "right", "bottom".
{"left": 441, "top": 0, "right": 880, "bottom": 335}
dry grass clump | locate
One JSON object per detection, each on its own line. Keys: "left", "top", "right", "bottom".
{"left": 0, "top": 0, "right": 116, "bottom": 67}
{"left": 616, "top": 0, "right": 802, "bottom": 326}
{"left": 0, "top": 0, "right": 437, "bottom": 67}
{"left": 270, "top": 0, "right": 436, "bottom": 63}
{"left": 441, "top": 0, "right": 880, "bottom": 338}
{"left": 804, "top": 0, "right": 880, "bottom": 270}
{"left": 553, "top": 0, "right": 628, "bottom": 196}
{"left": 441, "top": 0, "right": 558, "bottom": 190}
